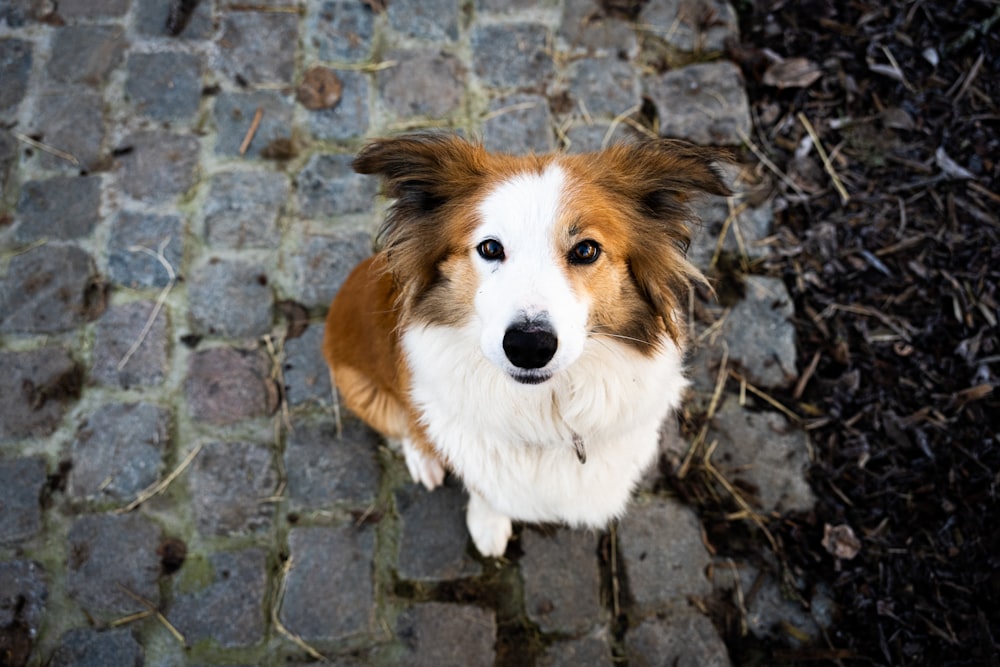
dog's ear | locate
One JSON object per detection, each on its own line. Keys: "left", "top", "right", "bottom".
{"left": 353, "top": 133, "right": 483, "bottom": 217}
{"left": 353, "top": 133, "right": 485, "bottom": 306}
{"left": 606, "top": 140, "right": 731, "bottom": 339}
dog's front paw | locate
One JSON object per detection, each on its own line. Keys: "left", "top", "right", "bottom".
{"left": 402, "top": 438, "right": 445, "bottom": 491}
{"left": 467, "top": 492, "right": 513, "bottom": 558}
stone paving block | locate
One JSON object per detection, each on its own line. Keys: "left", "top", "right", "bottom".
{"left": 307, "top": 0, "right": 375, "bottom": 63}
{"left": 0, "top": 38, "right": 31, "bottom": 119}
{"left": 563, "top": 122, "right": 632, "bottom": 153}
{"left": 0, "top": 1, "right": 32, "bottom": 27}
{"left": 298, "top": 154, "right": 378, "bottom": 218}
{"left": 307, "top": 69, "right": 370, "bottom": 140}
{"left": 618, "top": 497, "right": 713, "bottom": 615}
{"left": 118, "top": 130, "right": 200, "bottom": 202}
{"left": 283, "top": 324, "right": 332, "bottom": 406}
{"left": 92, "top": 300, "right": 170, "bottom": 388}
{"left": 395, "top": 481, "right": 481, "bottom": 582}
{"left": 49, "top": 628, "right": 144, "bottom": 667}
{"left": 169, "top": 548, "right": 267, "bottom": 648}
{"left": 66, "top": 513, "right": 162, "bottom": 623}
{"left": 521, "top": 528, "right": 603, "bottom": 634}
{"left": 0, "top": 348, "right": 81, "bottom": 440}
{"left": 644, "top": 61, "right": 750, "bottom": 146}
{"left": 280, "top": 524, "right": 376, "bottom": 643}
{"left": 218, "top": 10, "right": 297, "bottom": 86}
{"left": 58, "top": 0, "right": 128, "bottom": 18}
{"left": 0, "top": 243, "right": 102, "bottom": 334}
{"left": 472, "top": 23, "right": 554, "bottom": 90}
{"left": 707, "top": 395, "right": 815, "bottom": 513}
{"left": 46, "top": 25, "right": 126, "bottom": 87}
{"left": 395, "top": 602, "right": 496, "bottom": 667}
{"left": 14, "top": 175, "right": 101, "bottom": 242}
{"left": 627, "top": 612, "right": 731, "bottom": 667}
{"left": 477, "top": 0, "right": 549, "bottom": 11}
{"left": 710, "top": 559, "right": 833, "bottom": 644}
{"left": 188, "top": 257, "right": 274, "bottom": 338}
{"left": 189, "top": 441, "right": 278, "bottom": 536}
{"left": 0, "top": 560, "right": 47, "bottom": 646}
{"left": 125, "top": 51, "right": 202, "bottom": 122}
{"left": 107, "top": 211, "right": 184, "bottom": 289}
{"left": 564, "top": 57, "right": 641, "bottom": 119}
{"left": 68, "top": 403, "right": 170, "bottom": 503}
{"left": 378, "top": 50, "right": 465, "bottom": 119}
{"left": 483, "top": 93, "right": 554, "bottom": 154}
{"left": 214, "top": 90, "right": 293, "bottom": 158}
{"left": 718, "top": 275, "right": 797, "bottom": 388}
{"left": 185, "top": 346, "right": 280, "bottom": 425}
{"left": 639, "top": 0, "right": 738, "bottom": 54}
{"left": 135, "top": 0, "right": 214, "bottom": 38}
{"left": 203, "top": 170, "right": 288, "bottom": 249}
{"left": 0, "top": 458, "right": 46, "bottom": 543}
{"left": 559, "top": 0, "right": 639, "bottom": 58}
{"left": 0, "top": 128, "right": 16, "bottom": 195}
{"left": 688, "top": 190, "right": 773, "bottom": 270}
{"left": 539, "top": 635, "right": 614, "bottom": 667}
{"left": 285, "top": 228, "right": 373, "bottom": 308}
{"left": 285, "top": 417, "right": 380, "bottom": 510}
{"left": 30, "top": 89, "right": 105, "bottom": 170}
{"left": 387, "top": 0, "right": 459, "bottom": 41}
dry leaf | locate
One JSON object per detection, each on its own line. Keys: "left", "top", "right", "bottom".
{"left": 935, "top": 146, "right": 974, "bottom": 180}
{"left": 822, "top": 523, "right": 862, "bottom": 560}
{"left": 763, "top": 57, "right": 822, "bottom": 89}
{"left": 296, "top": 67, "right": 343, "bottom": 111}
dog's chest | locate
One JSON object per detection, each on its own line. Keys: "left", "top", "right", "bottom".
{"left": 402, "top": 324, "right": 687, "bottom": 524}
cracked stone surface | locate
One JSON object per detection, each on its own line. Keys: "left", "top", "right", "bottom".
{"left": 0, "top": 2, "right": 819, "bottom": 664}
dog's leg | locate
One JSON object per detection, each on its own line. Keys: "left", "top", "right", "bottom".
{"left": 402, "top": 436, "right": 445, "bottom": 491}
{"left": 466, "top": 491, "right": 513, "bottom": 557}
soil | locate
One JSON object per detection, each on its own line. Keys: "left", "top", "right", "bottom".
{"left": 702, "top": 1, "right": 999, "bottom": 665}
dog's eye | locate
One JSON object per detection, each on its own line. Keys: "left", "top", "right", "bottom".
{"left": 477, "top": 239, "right": 505, "bottom": 261}
{"left": 569, "top": 240, "right": 601, "bottom": 264}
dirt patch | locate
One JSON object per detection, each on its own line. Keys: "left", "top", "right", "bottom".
{"left": 711, "top": 1, "right": 999, "bottom": 664}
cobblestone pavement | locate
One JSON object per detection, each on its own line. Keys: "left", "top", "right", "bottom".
{"left": 0, "top": 1, "right": 828, "bottom": 665}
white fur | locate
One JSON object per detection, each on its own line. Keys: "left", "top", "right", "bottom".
{"left": 472, "top": 165, "right": 588, "bottom": 382}
{"left": 403, "top": 322, "right": 686, "bottom": 556}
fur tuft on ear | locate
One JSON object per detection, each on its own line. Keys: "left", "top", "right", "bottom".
{"left": 352, "top": 133, "right": 488, "bottom": 312}
{"left": 600, "top": 139, "right": 732, "bottom": 340}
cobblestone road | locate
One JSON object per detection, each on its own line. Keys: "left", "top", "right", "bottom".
{"left": 0, "top": 1, "right": 826, "bottom": 665}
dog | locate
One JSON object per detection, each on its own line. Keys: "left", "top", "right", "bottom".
{"left": 323, "top": 134, "right": 728, "bottom": 557}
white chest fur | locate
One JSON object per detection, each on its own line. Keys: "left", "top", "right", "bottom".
{"left": 402, "top": 323, "right": 687, "bottom": 527}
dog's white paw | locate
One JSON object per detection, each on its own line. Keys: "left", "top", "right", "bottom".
{"left": 402, "top": 438, "right": 445, "bottom": 491}
{"left": 467, "top": 492, "right": 513, "bottom": 558}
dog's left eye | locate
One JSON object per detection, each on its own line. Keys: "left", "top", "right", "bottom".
{"left": 569, "top": 240, "right": 601, "bottom": 264}
{"left": 477, "top": 239, "right": 505, "bottom": 261}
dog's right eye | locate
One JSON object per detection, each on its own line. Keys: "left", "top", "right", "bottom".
{"left": 477, "top": 239, "right": 505, "bottom": 261}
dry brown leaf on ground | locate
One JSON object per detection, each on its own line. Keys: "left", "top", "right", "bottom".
{"left": 296, "top": 66, "right": 343, "bottom": 111}
{"left": 762, "top": 57, "right": 822, "bottom": 89}
{"left": 821, "top": 523, "right": 862, "bottom": 560}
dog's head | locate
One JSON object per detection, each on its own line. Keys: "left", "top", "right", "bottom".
{"left": 354, "top": 133, "right": 729, "bottom": 385}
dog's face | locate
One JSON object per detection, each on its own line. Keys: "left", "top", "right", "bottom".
{"left": 354, "top": 134, "right": 729, "bottom": 385}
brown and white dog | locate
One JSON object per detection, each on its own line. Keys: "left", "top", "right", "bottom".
{"left": 323, "top": 134, "right": 728, "bottom": 557}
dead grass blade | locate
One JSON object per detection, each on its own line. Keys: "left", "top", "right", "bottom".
{"left": 116, "top": 442, "right": 203, "bottom": 514}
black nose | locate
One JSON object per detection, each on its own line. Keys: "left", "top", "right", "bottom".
{"left": 503, "top": 323, "right": 558, "bottom": 369}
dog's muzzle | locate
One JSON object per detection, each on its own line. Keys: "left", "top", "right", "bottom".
{"left": 503, "top": 320, "right": 558, "bottom": 371}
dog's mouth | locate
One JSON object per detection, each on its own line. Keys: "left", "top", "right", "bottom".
{"left": 510, "top": 370, "right": 553, "bottom": 385}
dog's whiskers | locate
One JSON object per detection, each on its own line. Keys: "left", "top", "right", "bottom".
{"left": 588, "top": 329, "right": 654, "bottom": 347}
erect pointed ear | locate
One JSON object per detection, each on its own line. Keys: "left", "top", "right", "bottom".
{"left": 352, "top": 133, "right": 486, "bottom": 307}
{"left": 616, "top": 139, "right": 732, "bottom": 217}
{"left": 353, "top": 133, "right": 485, "bottom": 218}
{"left": 604, "top": 139, "right": 732, "bottom": 339}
